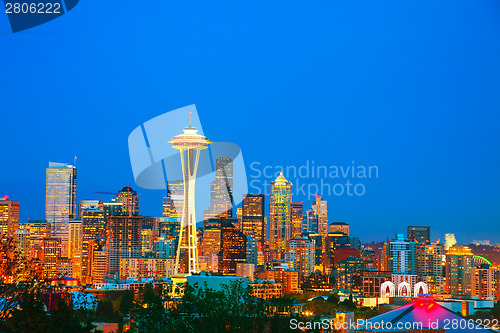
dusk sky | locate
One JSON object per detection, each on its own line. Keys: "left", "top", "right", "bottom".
{"left": 1, "top": 0, "right": 499, "bottom": 243}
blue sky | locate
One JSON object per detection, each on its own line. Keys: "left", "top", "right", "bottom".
{"left": 1, "top": 0, "right": 499, "bottom": 243}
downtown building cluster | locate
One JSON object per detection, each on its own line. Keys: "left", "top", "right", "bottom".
{"left": 1, "top": 160, "right": 499, "bottom": 304}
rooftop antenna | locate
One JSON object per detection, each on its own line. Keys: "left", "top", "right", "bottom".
{"left": 189, "top": 111, "right": 192, "bottom": 126}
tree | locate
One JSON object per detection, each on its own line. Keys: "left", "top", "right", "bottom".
{"left": 96, "top": 299, "right": 117, "bottom": 322}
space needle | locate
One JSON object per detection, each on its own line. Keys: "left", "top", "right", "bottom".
{"left": 169, "top": 112, "right": 211, "bottom": 277}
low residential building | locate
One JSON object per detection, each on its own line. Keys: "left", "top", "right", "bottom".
{"left": 119, "top": 258, "right": 175, "bottom": 280}
{"left": 250, "top": 279, "right": 283, "bottom": 300}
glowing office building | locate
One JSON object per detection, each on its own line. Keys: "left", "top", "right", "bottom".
{"left": 269, "top": 172, "right": 292, "bottom": 252}
{"left": 81, "top": 210, "right": 105, "bottom": 284}
{"left": 240, "top": 194, "right": 265, "bottom": 244}
{"left": 291, "top": 201, "right": 303, "bottom": 239}
{"left": 445, "top": 244, "right": 473, "bottom": 297}
{"left": 219, "top": 219, "right": 246, "bottom": 276}
{"left": 116, "top": 186, "right": 139, "bottom": 216}
{"left": 285, "top": 237, "right": 315, "bottom": 276}
{"left": 68, "top": 219, "right": 82, "bottom": 279}
{"left": 107, "top": 215, "right": 143, "bottom": 278}
{"left": 312, "top": 195, "right": 328, "bottom": 236}
{"left": 42, "top": 237, "right": 62, "bottom": 279}
{"left": 0, "top": 198, "right": 20, "bottom": 237}
{"left": 45, "top": 162, "right": 77, "bottom": 256}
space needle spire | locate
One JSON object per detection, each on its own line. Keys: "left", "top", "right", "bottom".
{"left": 169, "top": 113, "right": 211, "bottom": 275}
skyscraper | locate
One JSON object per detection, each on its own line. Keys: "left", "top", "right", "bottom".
{"left": 107, "top": 215, "right": 143, "bottom": 278}
{"left": 103, "top": 199, "right": 123, "bottom": 218}
{"left": 116, "top": 186, "right": 139, "bottom": 216}
{"left": 163, "top": 180, "right": 184, "bottom": 219}
{"left": 335, "top": 256, "right": 367, "bottom": 291}
{"left": 269, "top": 172, "right": 292, "bottom": 252}
{"left": 204, "top": 157, "right": 234, "bottom": 222}
{"left": 78, "top": 200, "right": 103, "bottom": 219}
{"left": 201, "top": 225, "right": 221, "bottom": 256}
{"left": 163, "top": 195, "right": 177, "bottom": 218}
{"left": 383, "top": 234, "right": 417, "bottom": 275}
{"left": 291, "top": 201, "right": 303, "bottom": 239}
{"left": 219, "top": 219, "right": 246, "bottom": 275}
{"left": 285, "top": 237, "right": 315, "bottom": 276}
{"left": 240, "top": 194, "right": 265, "bottom": 245}
{"left": 0, "top": 198, "right": 20, "bottom": 237}
{"left": 445, "top": 244, "right": 473, "bottom": 297}
{"left": 416, "top": 242, "right": 444, "bottom": 294}
{"left": 471, "top": 265, "right": 500, "bottom": 300}
{"left": 312, "top": 195, "right": 328, "bottom": 236}
{"left": 408, "top": 226, "right": 431, "bottom": 244}
{"left": 68, "top": 219, "right": 82, "bottom": 279}
{"left": 42, "top": 237, "right": 61, "bottom": 279}
{"left": 81, "top": 209, "right": 106, "bottom": 284}
{"left": 169, "top": 116, "right": 210, "bottom": 275}
{"left": 45, "top": 162, "right": 77, "bottom": 256}
{"left": 15, "top": 229, "right": 30, "bottom": 258}
{"left": 302, "top": 209, "right": 318, "bottom": 234}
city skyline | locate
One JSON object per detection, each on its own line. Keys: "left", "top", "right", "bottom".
{"left": 2, "top": 2, "right": 500, "bottom": 244}
{"left": 2, "top": 157, "right": 498, "bottom": 245}
{"left": 1, "top": 0, "right": 500, "bottom": 330}
{"left": 2, "top": 157, "right": 497, "bottom": 248}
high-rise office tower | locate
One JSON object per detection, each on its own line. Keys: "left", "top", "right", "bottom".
{"left": 68, "top": 219, "right": 82, "bottom": 280}
{"left": 269, "top": 172, "right": 292, "bottom": 252}
{"left": 107, "top": 215, "right": 143, "bottom": 278}
{"left": 162, "top": 195, "right": 177, "bottom": 218}
{"left": 42, "top": 237, "right": 61, "bottom": 279}
{"left": 291, "top": 201, "right": 303, "bottom": 239}
{"left": 45, "top": 162, "right": 77, "bottom": 256}
{"left": 78, "top": 200, "right": 103, "bottom": 219}
{"left": 285, "top": 237, "right": 315, "bottom": 276}
{"left": 219, "top": 219, "right": 246, "bottom": 275}
{"left": 116, "top": 186, "right": 139, "bottom": 216}
{"left": 92, "top": 249, "right": 108, "bottom": 284}
{"left": 80, "top": 209, "right": 105, "bottom": 284}
{"left": 416, "top": 242, "right": 444, "bottom": 294}
{"left": 157, "top": 217, "right": 180, "bottom": 240}
{"left": 302, "top": 209, "right": 318, "bottom": 234}
{"left": 408, "top": 226, "right": 430, "bottom": 244}
{"left": 213, "top": 157, "right": 234, "bottom": 215}
{"left": 240, "top": 194, "right": 265, "bottom": 244}
{"left": 312, "top": 195, "right": 328, "bottom": 236}
{"left": 26, "top": 220, "right": 51, "bottom": 261}
{"left": 471, "top": 265, "right": 500, "bottom": 300}
{"left": 163, "top": 180, "right": 184, "bottom": 219}
{"left": 383, "top": 234, "right": 417, "bottom": 275}
{"left": 335, "top": 256, "right": 367, "bottom": 291}
{"left": 201, "top": 225, "right": 221, "bottom": 256}
{"left": 169, "top": 117, "right": 210, "bottom": 276}
{"left": 103, "top": 199, "right": 123, "bottom": 218}
{"left": 445, "top": 245, "right": 473, "bottom": 297}
{"left": 204, "top": 157, "right": 234, "bottom": 222}
{"left": 0, "top": 198, "right": 20, "bottom": 237}
{"left": 141, "top": 227, "right": 153, "bottom": 255}
{"left": 15, "top": 229, "right": 30, "bottom": 258}
{"left": 246, "top": 235, "right": 259, "bottom": 266}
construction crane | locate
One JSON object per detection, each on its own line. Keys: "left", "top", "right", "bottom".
{"left": 94, "top": 190, "right": 142, "bottom": 197}
{"left": 94, "top": 190, "right": 118, "bottom": 195}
